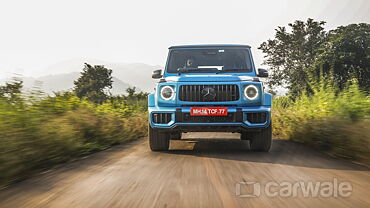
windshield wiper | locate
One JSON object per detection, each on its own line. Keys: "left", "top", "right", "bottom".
{"left": 177, "top": 67, "right": 219, "bottom": 74}
{"left": 219, "top": 68, "right": 249, "bottom": 72}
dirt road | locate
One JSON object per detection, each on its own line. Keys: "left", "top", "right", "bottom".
{"left": 0, "top": 133, "right": 369, "bottom": 208}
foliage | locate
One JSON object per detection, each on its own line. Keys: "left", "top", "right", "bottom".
{"left": 0, "top": 79, "right": 23, "bottom": 102}
{"left": 314, "top": 23, "right": 370, "bottom": 91}
{"left": 0, "top": 85, "right": 148, "bottom": 187}
{"left": 272, "top": 77, "right": 370, "bottom": 166}
{"left": 126, "top": 87, "right": 149, "bottom": 100}
{"left": 259, "top": 18, "right": 327, "bottom": 96}
{"left": 260, "top": 19, "right": 369, "bottom": 96}
{"left": 74, "top": 63, "right": 113, "bottom": 103}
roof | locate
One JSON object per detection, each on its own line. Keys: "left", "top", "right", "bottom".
{"left": 169, "top": 44, "right": 251, "bottom": 49}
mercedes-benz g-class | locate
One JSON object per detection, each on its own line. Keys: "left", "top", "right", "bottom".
{"left": 148, "top": 45, "right": 272, "bottom": 152}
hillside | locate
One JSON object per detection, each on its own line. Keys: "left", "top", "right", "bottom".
{"left": 44, "top": 58, "right": 161, "bottom": 92}
{"left": 1, "top": 58, "right": 162, "bottom": 94}
{"left": 1, "top": 72, "right": 132, "bottom": 95}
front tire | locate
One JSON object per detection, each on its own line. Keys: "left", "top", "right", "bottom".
{"left": 249, "top": 124, "right": 272, "bottom": 152}
{"left": 149, "top": 125, "right": 170, "bottom": 151}
{"left": 240, "top": 132, "right": 248, "bottom": 140}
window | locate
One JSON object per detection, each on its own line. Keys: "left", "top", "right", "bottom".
{"left": 167, "top": 49, "right": 252, "bottom": 73}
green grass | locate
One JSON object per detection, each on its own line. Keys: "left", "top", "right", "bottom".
{"left": 273, "top": 78, "right": 370, "bottom": 166}
{"left": 0, "top": 92, "right": 148, "bottom": 186}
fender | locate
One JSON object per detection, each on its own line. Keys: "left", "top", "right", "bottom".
{"left": 262, "top": 93, "right": 272, "bottom": 106}
{"left": 148, "top": 93, "right": 155, "bottom": 107}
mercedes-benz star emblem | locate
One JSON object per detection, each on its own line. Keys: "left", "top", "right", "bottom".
{"left": 201, "top": 87, "right": 216, "bottom": 101}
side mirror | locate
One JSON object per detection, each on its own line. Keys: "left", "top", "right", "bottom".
{"left": 257, "top": 68, "right": 268, "bottom": 77}
{"left": 152, "top": 69, "right": 162, "bottom": 79}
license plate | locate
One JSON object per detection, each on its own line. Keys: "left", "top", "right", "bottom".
{"left": 190, "top": 107, "right": 228, "bottom": 116}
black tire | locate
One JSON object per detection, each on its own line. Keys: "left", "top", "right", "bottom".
{"left": 240, "top": 132, "right": 248, "bottom": 140}
{"left": 249, "top": 124, "right": 272, "bottom": 152}
{"left": 149, "top": 125, "right": 170, "bottom": 151}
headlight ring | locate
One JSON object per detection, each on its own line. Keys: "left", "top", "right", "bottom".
{"left": 160, "top": 86, "right": 175, "bottom": 100}
{"left": 244, "top": 85, "right": 259, "bottom": 100}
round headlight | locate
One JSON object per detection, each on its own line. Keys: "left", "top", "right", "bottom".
{"left": 244, "top": 85, "right": 258, "bottom": 100}
{"left": 160, "top": 86, "right": 175, "bottom": 100}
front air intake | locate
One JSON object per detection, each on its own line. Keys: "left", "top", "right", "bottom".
{"left": 152, "top": 113, "right": 172, "bottom": 124}
{"left": 246, "top": 112, "right": 267, "bottom": 124}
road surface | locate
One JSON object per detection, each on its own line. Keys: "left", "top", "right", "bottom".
{"left": 0, "top": 133, "right": 369, "bottom": 208}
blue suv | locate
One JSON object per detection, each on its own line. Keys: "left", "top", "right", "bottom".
{"left": 148, "top": 45, "right": 272, "bottom": 152}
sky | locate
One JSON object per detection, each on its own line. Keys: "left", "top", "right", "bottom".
{"left": 0, "top": 0, "right": 369, "bottom": 78}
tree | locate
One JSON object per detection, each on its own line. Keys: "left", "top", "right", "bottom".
{"left": 314, "top": 23, "right": 370, "bottom": 91}
{"left": 125, "top": 87, "right": 149, "bottom": 100}
{"left": 126, "top": 87, "right": 136, "bottom": 98}
{"left": 74, "top": 63, "right": 113, "bottom": 103}
{"left": 259, "top": 18, "right": 327, "bottom": 96}
{"left": 0, "top": 79, "right": 23, "bottom": 101}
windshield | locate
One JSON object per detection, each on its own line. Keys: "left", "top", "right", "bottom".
{"left": 167, "top": 48, "right": 253, "bottom": 73}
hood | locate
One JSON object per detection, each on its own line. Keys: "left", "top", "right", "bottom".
{"left": 165, "top": 74, "right": 255, "bottom": 82}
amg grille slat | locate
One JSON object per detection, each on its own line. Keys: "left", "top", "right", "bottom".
{"left": 189, "top": 85, "right": 191, "bottom": 101}
{"left": 233, "top": 85, "right": 236, "bottom": 100}
{"left": 192, "top": 85, "right": 195, "bottom": 101}
{"left": 216, "top": 85, "right": 220, "bottom": 102}
{"left": 186, "top": 85, "right": 188, "bottom": 101}
{"left": 232, "top": 85, "right": 234, "bottom": 100}
{"left": 186, "top": 85, "right": 189, "bottom": 101}
{"left": 196, "top": 85, "right": 198, "bottom": 101}
{"left": 231, "top": 85, "right": 234, "bottom": 100}
{"left": 220, "top": 85, "right": 223, "bottom": 102}
{"left": 225, "top": 85, "right": 227, "bottom": 102}
{"left": 225, "top": 85, "right": 228, "bottom": 101}
{"left": 181, "top": 87, "right": 183, "bottom": 101}
{"left": 235, "top": 85, "right": 237, "bottom": 100}
{"left": 190, "top": 85, "right": 193, "bottom": 101}
{"left": 221, "top": 85, "right": 224, "bottom": 102}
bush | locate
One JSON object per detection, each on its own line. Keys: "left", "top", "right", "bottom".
{"left": 0, "top": 92, "right": 148, "bottom": 186}
{"left": 272, "top": 78, "right": 370, "bottom": 166}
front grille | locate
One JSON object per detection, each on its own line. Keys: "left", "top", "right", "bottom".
{"left": 179, "top": 85, "right": 239, "bottom": 102}
{"left": 246, "top": 112, "right": 267, "bottom": 124}
{"left": 152, "top": 113, "right": 172, "bottom": 124}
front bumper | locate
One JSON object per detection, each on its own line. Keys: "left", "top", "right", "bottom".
{"left": 148, "top": 106, "right": 271, "bottom": 130}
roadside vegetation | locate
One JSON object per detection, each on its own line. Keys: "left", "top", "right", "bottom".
{"left": 273, "top": 78, "right": 370, "bottom": 166}
{"left": 262, "top": 19, "right": 370, "bottom": 166}
{"left": 0, "top": 64, "right": 148, "bottom": 186}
